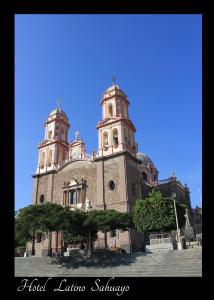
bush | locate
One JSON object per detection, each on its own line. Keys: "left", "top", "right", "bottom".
{"left": 109, "top": 246, "right": 126, "bottom": 254}
{"left": 15, "top": 246, "right": 26, "bottom": 257}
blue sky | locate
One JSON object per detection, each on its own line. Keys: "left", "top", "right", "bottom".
{"left": 15, "top": 14, "right": 202, "bottom": 210}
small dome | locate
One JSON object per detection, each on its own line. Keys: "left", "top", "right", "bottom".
{"left": 49, "top": 108, "right": 68, "bottom": 119}
{"left": 104, "top": 83, "right": 127, "bottom": 97}
{"left": 105, "top": 84, "right": 120, "bottom": 92}
{"left": 137, "top": 152, "right": 155, "bottom": 168}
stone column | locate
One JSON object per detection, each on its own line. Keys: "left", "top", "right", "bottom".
{"left": 47, "top": 173, "right": 54, "bottom": 203}
{"left": 96, "top": 159, "right": 105, "bottom": 209}
{"left": 32, "top": 176, "right": 39, "bottom": 204}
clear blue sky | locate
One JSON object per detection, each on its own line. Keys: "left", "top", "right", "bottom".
{"left": 15, "top": 14, "right": 202, "bottom": 210}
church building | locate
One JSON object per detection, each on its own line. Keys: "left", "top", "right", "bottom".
{"left": 29, "top": 82, "right": 191, "bottom": 256}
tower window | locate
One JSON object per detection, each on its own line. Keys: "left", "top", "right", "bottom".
{"left": 40, "top": 152, "right": 45, "bottom": 169}
{"left": 108, "top": 104, "right": 113, "bottom": 117}
{"left": 103, "top": 132, "right": 108, "bottom": 147}
{"left": 58, "top": 148, "right": 63, "bottom": 162}
{"left": 109, "top": 180, "right": 116, "bottom": 190}
{"left": 48, "top": 130, "right": 52, "bottom": 139}
{"left": 40, "top": 195, "right": 45, "bottom": 204}
{"left": 61, "top": 129, "right": 65, "bottom": 140}
{"left": 48, "top": 149, "right": 52, "bottom": 166}
{"left": 142, "top": 172, "right": 148, "bottom": 181}
{"left": 112, "top": 128, "right": 118, "bottom": 146}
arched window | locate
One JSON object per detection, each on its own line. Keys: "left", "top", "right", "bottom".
{"left": 40, "top": 194, "right": 45, "bottom": 203}
{"left": 112, "top": 128, "right": 118, "bottom": 146}
{"left": 48, "top": 130, "right": 52, "bottom": 139}
{"left": 129, "top": 132, "right": 133, "bottom": 146}
{"left": 103, "top": 131, "right": 108, "bottom": 147}
{"left": 58, "top": 148, "right": 62, "bottom": 162}
{"left": 124, "top": 127, "right": 129, "bottom": 147}
{"left": 142, "top": 172, "right": 148, "bottom": 181}
{"left": 40, "top": 152, "right": 45, "bottom": 169}
{"left": 48, "top": 149, "right": 52, "bottom": 166}
{"left": 109, "top": 180, "right": 116, "bottom": 190}
{"left": 36, "top": 232, "right": 42, "bottom": 243}
{"left": 109, "top": 229, "right": 117, "bottom": 237}
{"left": 61, "top": 129, "right": 65, "bottom": 140}
{"left": 108, "top": 104, "right": 113, "bottom": 117}
{"left": 121, "top": 103, "right": 124, "bottom": 116}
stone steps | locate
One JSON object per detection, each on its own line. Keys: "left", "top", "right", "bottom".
{"left": 15, "top": 248, "right": 202, "bottom": 277}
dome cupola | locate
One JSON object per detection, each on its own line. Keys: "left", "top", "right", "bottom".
{"left": 137, "top": 152, "right": 159, "bottom": 184}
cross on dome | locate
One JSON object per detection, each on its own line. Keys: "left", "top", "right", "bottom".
{"left": 75, "top": 130, "right": 79, "bottom": 141}
{"left": 57, "top": 99, "right": 62, "bottom": 109}
{"left": 112, "top": 75, "right": 116, "bottom": 86}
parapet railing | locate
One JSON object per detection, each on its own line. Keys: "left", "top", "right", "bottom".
{"left": 54, "top": 155, "right": 93, "bottom": 170}
{"left": 157, "top": 179, "right": 172, "bottom": 185}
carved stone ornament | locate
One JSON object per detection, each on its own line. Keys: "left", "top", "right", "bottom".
{"left": 68, "top": 179, "right": 78, "bottom": 186}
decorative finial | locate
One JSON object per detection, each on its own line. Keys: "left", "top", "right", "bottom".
{"left": 112, "top": 75, "right": 116, "bottom": 86}
{"left": 75, "top": 130, "right": 79, "bottom": 141}
{"left": 57, "top": 99, "right": 62, "bottom": 109}
{"left": 91, "top": 149, "right": 95, "bottom": 159}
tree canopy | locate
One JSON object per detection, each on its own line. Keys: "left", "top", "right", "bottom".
{"left": 15, "top": 203, "right": 133, "bottom": 252}
{"left": 133, "top": 190, "right": 186, "bottom": 233}
{"left": 61, "top": 208, "right": 133, "bottom": 245}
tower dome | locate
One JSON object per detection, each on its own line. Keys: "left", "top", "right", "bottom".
{"left": 49, "top": 108, "right": 68, "bottom": 120}
{"left": 137, "top": 152, "right": 158, "bottom": 183}
{"left": 136, "top": 152, "right": 155, "bottom": 168}
{"left": 105, "top": 83, "right": 120, "bottom": 92}
{"left": 103, "top": 83, "right": 127, "bottom": 98}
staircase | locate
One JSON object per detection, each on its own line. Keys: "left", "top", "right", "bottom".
{"left": 15, "top": 248, "right": 202, "bottom": 277}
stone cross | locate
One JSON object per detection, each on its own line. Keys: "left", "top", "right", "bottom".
{"left": 75, "top": 130, "right": 79, "bottom": 141}
{"left": 112, "top": 75, "right": 116, "bottom": 85}
{"left": 57, "top": 99, "right": 62, "bottom": 109}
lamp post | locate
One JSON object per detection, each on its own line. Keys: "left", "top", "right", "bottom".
{"left": 85, "top": 199, "right": 93, "bottom": 257}
{"left": 172, "top": 193, "right": 182, "bottom": 250}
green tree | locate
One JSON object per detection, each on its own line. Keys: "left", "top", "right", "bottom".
{"left": 15, "top": 204, "right": 133, "bottom": 257}
{"left": 61, "top": 209, "right": 133, "bottom": 255}
{"left": 133, "top": 190, "right": 186, "bottom": 234}
{"left": 15, "top": 205, "right": 42, "bottom": 255}
{"left": 34, "top": 203, "right": 65, "bottom": 256}
{"left": 15, "top": 203, "right": 64, "bottom": 256}
{"left": 84, "top": 209, "right": 133, "bottom": 252}
{"left": 61, "top": 208, "right": 95, "bottom": 250}
{"left": 184, "top": 225, "right": 195, "bottom": 244}
{"left": 15, "top": 218, "right": 31, "bottom": 248}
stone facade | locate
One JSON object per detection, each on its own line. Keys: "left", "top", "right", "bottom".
{"left": 29, "top": 83, "right": 191, "bottom": 256}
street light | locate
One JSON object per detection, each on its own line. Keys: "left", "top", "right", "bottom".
{"left": 172, "top": 193, "right": 182, "bottom": 250}
{"left": 85, "top": 199, "right": 93, "bottom": 257}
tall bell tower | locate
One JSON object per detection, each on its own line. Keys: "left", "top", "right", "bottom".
{"left": 96, "top": 80, "right": 138, "bottom": 157}
{"left": 36, "top": 106, "right": 70, "bottom": 174}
